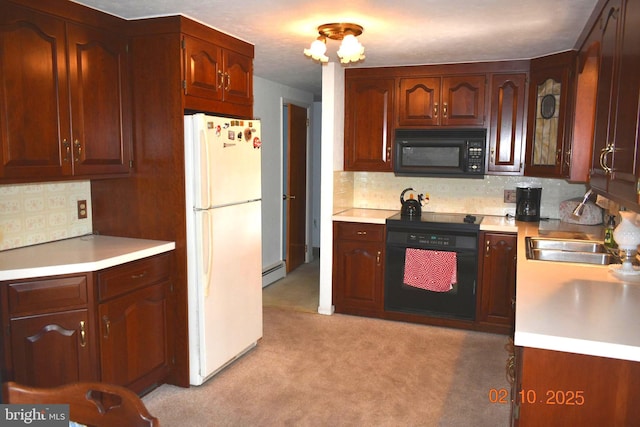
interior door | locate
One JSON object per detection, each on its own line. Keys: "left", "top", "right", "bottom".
{"left": 285, "top": 104, "right": 307, "bottom": 273}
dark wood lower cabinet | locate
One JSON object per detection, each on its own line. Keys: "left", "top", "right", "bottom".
{"left": 332, "top": 222, "right": 385, "bottom": 316}
{"left": 0, "top": 253, "right": 171, "bottom": 393}
{"left": 8, "top": 309, "right": 96, "bottom": 388}
{"left": 332, "top": 223, "right": 516, "bottom": 334}
{"left": 512, "top": 346, "right": 640, "bottom": 426}
{"left": 99, "top": 282, "right": 169, "bottom": 393}
{"left": 1, "top": 274, "right": 98, "bottom": 388}
{"left": 477, "top": 232, "right": 517, "bottom": 334}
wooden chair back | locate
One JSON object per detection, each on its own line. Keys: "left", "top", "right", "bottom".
{"left": 2, "top": 381, "right": 159, "bottom": 427}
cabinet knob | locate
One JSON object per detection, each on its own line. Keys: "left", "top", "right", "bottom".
{"left": 485, "top": 240, "right": 491, "bottom": 256}
{"left": 217, "top": 70, "right": 224, "bottom": 89}
{"left": 356, "top": 231, "right": 367, "bottom": 235}
{"left": 376, "top": 250, "right": 381, "bottom": 265}
{"left": 434, "top": 102, "right": 439, "bottom": 118}
{"left": 442, "top": 102, "right": 448, "bottom": 118}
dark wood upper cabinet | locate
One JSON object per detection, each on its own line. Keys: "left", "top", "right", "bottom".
{"left": 66, "top": 22, "right": 132, "bottom": 177}
{"left": 487, "top": 73, "right": 528, "bottom": 174}
{"left": 183, "top": 34, "right": 252, "bottom": 108}
{"left": 397, "top": 75, "right": 486, "bottom": 127}
{"left": 0, "top": 1, "right": 131, "bottom": 182}
{"left": 524, "top": 51, "right": 576, "bottom": 179}
{"left": 344, "top": 76, "right": 394, "bottom": 171}
{"left": 588, "top": 0, "right": 640, "bottom": 208}
{"left": 602, "top": 0, "right": 640, "bottom": 205}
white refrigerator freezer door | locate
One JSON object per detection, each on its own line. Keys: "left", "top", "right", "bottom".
{"left": 192, "top": 114, "right": 261, "bottom": 208}
{"left": 194, "top": 201, "right": 263, "bottom": 383}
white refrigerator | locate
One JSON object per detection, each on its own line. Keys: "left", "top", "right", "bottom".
{"left": 184, "top": 113, "right": 263, "bottom": 386}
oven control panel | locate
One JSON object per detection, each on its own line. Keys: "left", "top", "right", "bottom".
{"left": 407, "top": 232, "right": 456, "bottom": 247}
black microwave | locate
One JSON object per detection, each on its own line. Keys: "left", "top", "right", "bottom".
{"left": 393, "top": 129, "right": 486, "bottom": 178}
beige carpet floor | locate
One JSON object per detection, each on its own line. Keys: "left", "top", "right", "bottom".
{"left": 143, "top": 259, "right": 511, "bottom": 426}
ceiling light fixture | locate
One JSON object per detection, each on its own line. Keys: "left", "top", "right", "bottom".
{"left": 303, "top": 23, "right": 365, "bottom": 65}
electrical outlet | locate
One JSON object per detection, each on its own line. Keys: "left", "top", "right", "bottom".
{"left": 504, "top": 190, "right": 517, "bottom": 203}
{"left": 77, "top": 200, "right": 88, "bottom": 219}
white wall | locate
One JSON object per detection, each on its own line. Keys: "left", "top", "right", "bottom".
{"left": 311, "top": 101, "right": 322, "bottom": 248}
{"left": 253, "top": 76, "right": 314, "bottom": 284}
{"left": 318, "top": 63, "right": 344, "bottom": 315}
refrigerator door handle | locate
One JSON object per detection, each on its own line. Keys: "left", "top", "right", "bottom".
{"left": 202, "top": 209, "right": 214, "bottom": 296}
{"left": 199, "top": 128, "right": 212, "bottom": 208}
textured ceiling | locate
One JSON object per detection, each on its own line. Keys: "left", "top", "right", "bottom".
{"left": 71, "top": 0, "right": 599, "bottom": 99}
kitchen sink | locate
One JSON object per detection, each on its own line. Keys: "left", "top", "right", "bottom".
{"left": 525, "top": 237, "right": 619, "bottom": 265}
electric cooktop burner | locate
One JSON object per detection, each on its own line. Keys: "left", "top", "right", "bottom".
{"left": 386, "top": 212, "right": 484, "bottom": 229}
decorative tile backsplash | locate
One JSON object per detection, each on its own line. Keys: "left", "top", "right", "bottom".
{"left": 336, "top": 172, "right": 588, "bottom": 219}
{"left": 0, "top": 181, "right": 92, "bottom": 251}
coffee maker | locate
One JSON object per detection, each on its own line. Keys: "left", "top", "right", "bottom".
{"left": 515, "top": 186, "right": 542, "bottom": 222}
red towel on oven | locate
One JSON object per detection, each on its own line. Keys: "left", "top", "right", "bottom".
{"left": 403, "top": 248, "right": 457, "bottom": 292}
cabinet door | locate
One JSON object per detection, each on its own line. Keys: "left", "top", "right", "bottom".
{"left": 607, "top": 0, "right": 640, "bottom": 204}
{"left": 570, "top": 35, "right": 600, "bottom": 183}
{"left": 10, "top": 310, "right": 95, "bottom": 387}
{"left": 441, "top": 75, "right": 486, "bottom": 126}
{"left": 67, "top": 23, "right": 132, "bottom": 176}
{"left": 183, "top": 34, "right": 224, "bottom": 101}
{"left": 478, "top": 232, "right": 516, "bottom": 332}
{"left": 333, "top": 240, "right": 384, "bottom": 313}
{"left": 590, "top": 0, "right": 622, "bottom": 192}
{"left": 99, "top": 282, "right": 169, "bottom": 391}
{"left": 344, "top": 77, "right": 394, "bottom": 171}
{"left": 222, "top": 49, "right": 252, "bottom": 105}
{"left": 0, "top": 4, "right": 70, "bottom": 179}
{"left": 397, "top": 77, "right": 440, "bottom": 126}
{"left": 525, "top": 53, "right": 575, "bottom": 178}
{"left": 487, "top": 73, "right": 527, "bottom": 174}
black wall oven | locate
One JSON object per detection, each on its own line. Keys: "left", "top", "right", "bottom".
{"left": 384, "top": 213, "right": 481, "bottom": 321}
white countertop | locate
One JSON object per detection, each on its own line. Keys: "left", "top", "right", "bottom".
{"left": 0, "top": 235, "right": 176, "bottom": 281}
{"left": 513, "top": 222, "right": 640, "bottom": 362}
{"left": 332, "top": 208, "right": 399, "bottom": 224}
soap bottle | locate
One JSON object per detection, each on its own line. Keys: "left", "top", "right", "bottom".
{"left": 604, "top": 215, "right": 617, "bottom": 248}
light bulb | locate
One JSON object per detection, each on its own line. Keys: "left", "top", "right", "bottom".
{"left": 337, "top": 34, "right": 365, "bottom": 64}
{"left": 303, "top": 38, "right": 329, "bottom": 63}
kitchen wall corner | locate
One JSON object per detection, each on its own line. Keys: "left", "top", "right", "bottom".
{"left": 0, "top": 181, "right": 92, "bottom": 251}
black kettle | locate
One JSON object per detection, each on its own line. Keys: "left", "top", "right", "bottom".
{"left": 400, "top": 188, "right": 423, "bottom": 217}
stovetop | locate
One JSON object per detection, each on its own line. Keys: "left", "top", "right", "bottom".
{"left": 388, "top": 212, "right": 483, "bottom": 224}
{"left": 386, "top": 212, "right": 484, "bottom": 231}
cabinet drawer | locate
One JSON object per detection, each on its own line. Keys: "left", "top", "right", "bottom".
{"left": 334, "top": 222, "right": 385, "bottom": 242}
{"left": 7, "top": 275, "right": 89, "bottom": 315}
{"left": 97, "top": 253, "right": 170, "bottom": 301}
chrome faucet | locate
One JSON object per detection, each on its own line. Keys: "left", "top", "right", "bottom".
{"left": 572, "top": 189, "right": 594, "bottom": 217}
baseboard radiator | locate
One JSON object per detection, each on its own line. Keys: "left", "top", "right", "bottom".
{"left": 262, "top": 261, "right": 286, "bottom": 287}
